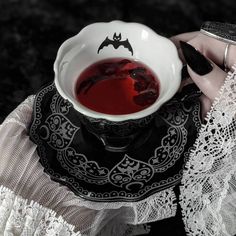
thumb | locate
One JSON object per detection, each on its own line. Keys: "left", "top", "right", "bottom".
{"left": 187, "top": 63, "right": 226, "bottom": 101}
{"left": 180, "top": 41, "right": 227, "bottom": 101}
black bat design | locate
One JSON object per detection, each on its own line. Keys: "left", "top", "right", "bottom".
{"left": 97, "top": 33, "right": 133, "bottom": 55}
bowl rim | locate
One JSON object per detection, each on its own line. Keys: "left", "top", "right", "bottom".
{"left": 54, "top": 20, "right": 182, "bottom": 122}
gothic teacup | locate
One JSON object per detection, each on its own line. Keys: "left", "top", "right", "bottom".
{"left": 54, "top": 21, "right": 182, "bottom": 152}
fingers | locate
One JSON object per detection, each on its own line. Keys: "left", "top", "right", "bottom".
{"left": 171, "top": 32, "right": 200, "bottom": 62}
{"left": 188, "top": 34, "right": 228, "bottom": 67}
{"left": 181, "top": 40, "right": 227, "bottom": 101}
{"left": 187, "top": 62, "right": 227, "bottom": 101}
{"left": 190, "top": 35, "right": 236, "bottom": 69}
{"left": 188, "top": 61, "right": 227, "bottom": 120}
{"left": 172, "top": 31, "right": 236, "bottom": 69}
{"left": 198, "top": 94, "right": 212, "bottom": 121}
{"left": 170, "top": 31, "right": 200, "bottom": 49}
{"left": 227, "top": 44, "right": 236, "bottom": 69}
{"left": 172, "top": 31, "right": 233, "bottom": 120}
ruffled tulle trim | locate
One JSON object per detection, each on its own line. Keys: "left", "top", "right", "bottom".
{"left": 0, "top": 95, "right": 179, "bottom": 235}
{"left": 0, "top": 185, "right": 82, "bottom": 235}
{"left": 180, "top": 65, "right": 236, "bottom": 236}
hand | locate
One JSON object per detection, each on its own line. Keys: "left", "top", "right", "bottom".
{"left": 171, "top": 31, "right": 236, "bottom": 119}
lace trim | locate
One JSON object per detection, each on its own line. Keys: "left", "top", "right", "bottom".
{"left": 70, "top": 186, "right": 177, "bottom": 225}
{"left": 132, "top": 187, "right": 177, "bottom": 224}
{"left": 180, "top": 65, "right": 236, "bottom": 236}
{"left": 0, "top": 184, "right": 176, "bottom": 236}
{"left": 0, "top": 185, "right": 81, "bottom": 236}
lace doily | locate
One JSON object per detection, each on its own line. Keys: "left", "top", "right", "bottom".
{"left": 0, "top": 185, "right": 81, "bottom": 236}
{"left": 180, "top": 65, "right": 236, "bottom": 236}
{"left": 0, "top": 96, "right": 183, "bottom": 235}
{"left": 29, "top": 82, "right": 201, "bottom": 204}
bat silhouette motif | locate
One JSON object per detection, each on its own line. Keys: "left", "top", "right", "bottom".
{"left": 97, "top": 33, "right": 133, "bottom": 55}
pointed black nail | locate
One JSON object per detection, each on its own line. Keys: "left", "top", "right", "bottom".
{"left": 181, "top": 65, "right": 190, "bottom": 80}
{"left": 180, "top": 41, "right": 213, "bottom": 76}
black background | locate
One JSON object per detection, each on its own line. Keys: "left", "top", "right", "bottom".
{"left": 1, "top": 0, "right": 236, "bottom": 122}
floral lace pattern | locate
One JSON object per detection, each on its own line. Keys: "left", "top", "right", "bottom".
{"left": 180, "top": 66, "right": 236, "bottom": 236}
{"left": 0, "top": 185, "right": 81, "bottom": 236}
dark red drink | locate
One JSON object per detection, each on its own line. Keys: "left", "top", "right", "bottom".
{"left": 75, "top": 58, "right": 160, "bottom": 115}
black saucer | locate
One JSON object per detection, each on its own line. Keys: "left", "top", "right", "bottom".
{"left": 29, "top": 82, "right": 202, "bottom": 202}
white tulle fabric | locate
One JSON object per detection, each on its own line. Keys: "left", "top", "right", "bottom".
{"left": 0, "top": 186, "right": 81, "bottom": 236}
{"left": 180, "top": 65, "right": 236, "bottom": 236}
{"left": 0, "top": 96, "right": 176, "bottom": 236}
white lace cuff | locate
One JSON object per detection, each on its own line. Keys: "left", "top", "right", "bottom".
{"left": 180, "top": 65, "right": 236, "bottom": 236}
{"left": 0, "top": 185, "right": 81, "bottom": 236}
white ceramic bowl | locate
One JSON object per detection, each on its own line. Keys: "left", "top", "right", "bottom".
{"left": 54, "top": 20, "right": 182, "bottom": 122}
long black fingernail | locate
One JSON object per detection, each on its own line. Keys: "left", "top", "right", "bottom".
{"left": 180, "top": 41, "right": 213, "bottom": 75}
{"left": 181, "top": 65, "right": 190, "bottom": 80}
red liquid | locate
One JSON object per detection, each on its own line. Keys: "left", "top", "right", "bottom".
{"left": 75, "top": 58, "right": 160, "bottom": 115}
